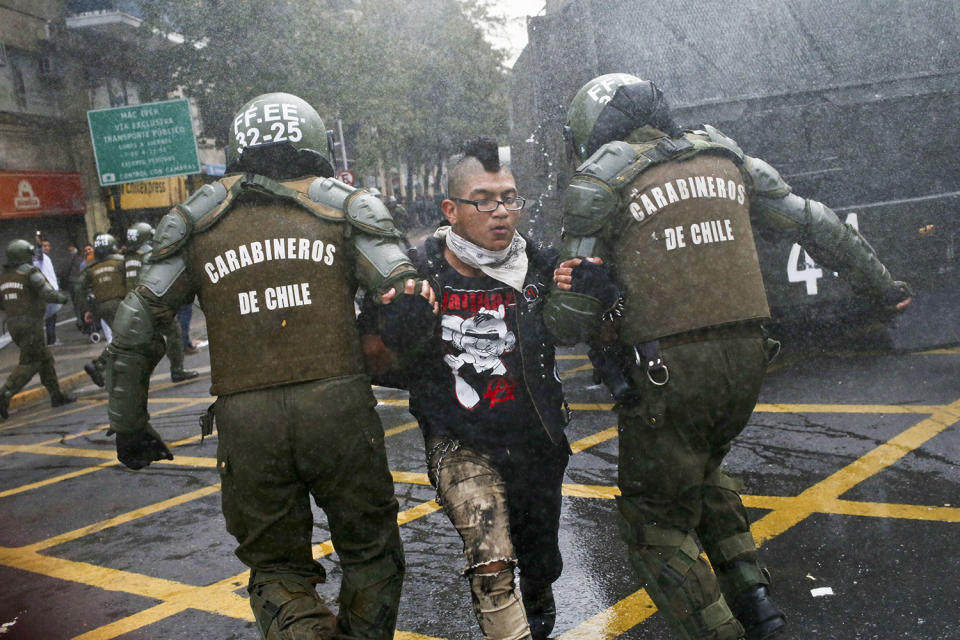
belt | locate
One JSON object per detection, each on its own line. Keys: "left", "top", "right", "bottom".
{"left": 657, "top": 321, "right": 764, "bottom": 349}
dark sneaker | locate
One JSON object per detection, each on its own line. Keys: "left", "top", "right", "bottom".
{"left": 84, "top": 362, "right": 105, "bottom": 387}
{"left": 171, "top": 369, "right": 199, "bottom": 383}
{"left": 0, "top": 391, "right": 10, "bottom": 420}
{"left": 520, "top": 578, "right": 556, "bottom": 640}
{"left": 732, "top": 585, "right": 786, "bottom": 640}
{"left": 51, "top": 392, "right": 77, "bottom": 408}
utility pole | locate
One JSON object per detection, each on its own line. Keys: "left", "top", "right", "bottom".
{"left": 337, "top": 119, "right": 349, "bottom": 170}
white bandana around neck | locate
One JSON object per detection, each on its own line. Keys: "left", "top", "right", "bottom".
{"left": 436, "top": 226, "right": 528, "bottom": 292}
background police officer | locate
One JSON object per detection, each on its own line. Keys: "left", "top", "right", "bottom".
{"left": 124, "top": 222, "right": 198, "bottom": 383}
{"left": 77, "top": 233, "right": 126, "bottom": 387}
{"left": 548, "top": 74, "right": 912, "bottom": 640}
{"left": 104, "top": 93, "right": 436, "bottom": 640}
{"left": 0, "top": 239, "right": 76, "bottom": 419}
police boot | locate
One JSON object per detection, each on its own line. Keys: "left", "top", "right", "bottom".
{"left": 0, "top": 390, "right": 10, "bottom": 420}
{"left": 51, "top": 391, "right": 77, "bottom": 408}
{"left": 171, "top": 369, "right": 199, "bottom": 383}
{"left": 730, "top": 585, "right": 786, "bottom": 640}
{"left": 520, "top": 577, "right": 556, "bottom": 640}
{"left": 84, "top": 361, "right": 105, "bottom": 387}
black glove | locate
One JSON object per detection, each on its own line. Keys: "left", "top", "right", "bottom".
{"left": 883, "top": 280, "right": 913, "bottom": 308}
{"left": 570, "top": 261, "right": 620, "bottom": 310}
{"left": 115, "top": 428, "right": 174, "bottom": 470}
{"left": 379, "top": 290, "right": 436, "bottom": 352}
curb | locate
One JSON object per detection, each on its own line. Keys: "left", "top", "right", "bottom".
{"left": 8, "top": 370, "right": 95, "bottom": 411}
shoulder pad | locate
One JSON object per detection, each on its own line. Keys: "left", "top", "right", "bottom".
{"left": 697, "top": 124, "right": 745, "bottom": 158}
{"left": 15, "top": 263, "right": 37, "bottom": 277}
{"left": 744, "top": 156, "right": 792, "bottom": 199}
{"left": 26, "top": 266, "right": 48, "bottom": 288}
{"left": 151, "top": 209, "right": 191, "bottom": 261}
{"left": 307, "top": 176, "right": 354, "bottom": 210}
{"left": 576, "top": 140, "right": 637, "bottom": 183}
{"left": 151, "top": 176, "right": 239, "bottom": 261}
{"left": 138, "top": 254, "right": 186, "bottom": 298}
{"left": 191, "top": 176, "right": 243, "bottom": 232}
{"left": 180, "top": 180, "right": 230, "bottom": 224}
{"left": 346, "top": 191, "right": 401, "bottom": 238}
{"left": 562, "top": 175, "right": 618, "bottom": 236}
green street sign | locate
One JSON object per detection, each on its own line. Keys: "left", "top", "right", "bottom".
{"left": 87, "top": 98, "right": 201, "bottom": 187}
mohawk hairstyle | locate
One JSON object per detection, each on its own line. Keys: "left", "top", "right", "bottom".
{"left": 447, "top": 136, "right": 504, "bottom": 197}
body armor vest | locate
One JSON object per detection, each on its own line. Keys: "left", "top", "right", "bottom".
{"left": 0, "top": 265, "right": 42, "bottom": 318}
{"left": 89, "top": 257, "right": 127, "bottom": 303}
{"left": 613, "top": 142, "right": 770, "bottom": 343}
{"left": 186, "top": 195, "right": 366, "bottom": 395}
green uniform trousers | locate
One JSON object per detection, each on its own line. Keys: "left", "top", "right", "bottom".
{"left": 215, "top": 375, "right": 404, "bottom": 640}
{"left": 2, "top": 317, "right": 62, "bottom": 398}
{"left": 157, "top": 316, "right": 185, "bottom": 373}
{"left": 93, "top": 298, "right": 123, "bottom": 370}
{"left": 616, "top": 330, "right": 769, "bottom": 640}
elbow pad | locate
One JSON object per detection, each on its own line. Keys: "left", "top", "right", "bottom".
{"left": 543, "top": 288, "right": 606, "bottom": 346}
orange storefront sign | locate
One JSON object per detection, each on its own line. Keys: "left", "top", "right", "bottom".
{"left": 0, "top": 171, "right": 86, "bottom": 219}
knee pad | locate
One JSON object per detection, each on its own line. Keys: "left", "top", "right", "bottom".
{"left": 469, "top": 567, "right": 530, "bottom": 640}
{"left": 248, "top": 575, "right": 336, "bottom": 640}
{"left": 338, "top": 548, "right": 405, "bottom": 638}
{"left": 621, "top": 520, "right": 744, "bottom": 640}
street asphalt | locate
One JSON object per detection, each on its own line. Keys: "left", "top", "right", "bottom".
{"left": 1, "top": 300, "right": 958, "bottom": 639}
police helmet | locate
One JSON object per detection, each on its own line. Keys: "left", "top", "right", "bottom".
{"left": 565, "top": 73, "right": 680, "bottom": 162}
{"left": 226, "top": 92, "right": 336, "bottom": 179}
{"left": 93, "top": 233, "right": 119, "bottom": 260}
{"left": 126, "top": 222, "right": 154, "bottom": 249}
{"left": 5, "top": 239, "right": 34, "bottom": 265}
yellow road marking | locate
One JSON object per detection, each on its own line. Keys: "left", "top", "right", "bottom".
{"left": 25, "top": 483, "right": 223, "bottom": 552}
{"left": 385, "top": 420, "right": 419, "bottom": 437}
{"left": 750, "top": 400, "right": 960, "bottom": 544}
{"left": 568, "top": 402, "right": 615, "bottom": 411}
{"left": 392, "top": 471, "right": 431, "bottom": 486}
{"left": 3, "top": 395, "right": 958, "bottom": 639}
{"left": 0, "top": 399, "right": 108, "bottom": 434}
{"left": 71, "top": 602, "right": 212, "bottom": 640}
{"left": 916, "top": 346, "right": 960, "bottom": 355}
{"left": 754, "top": 403, "right": 942, "bottom": 414}
{"left": 379, "top": 397, "right": 411, "bottom": 407}
{"left": 557, "top": 589, "right": 657, "bottom": 639}
{"left": 569, "top": 426, "right": 618, "bottom": 453}
{"left": 560, "top": 362, "right": 594, "bottom": 379}
{"left": 557, "top": 354, "right": 589, "bottom": 360}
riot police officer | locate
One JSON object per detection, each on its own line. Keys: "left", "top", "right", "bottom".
{"left": 0, "top": 239, "right": 76, "bottom": 418}
{"left": 124, "top": 222, "right": 198, "bottom": 383}
{"left": 77, "top": 233, "right": 126, "bottom": 387}
{"left": 548, "top": 74, "right": 912, "bottom": 640}
{"left": 105, "top": 93, "right": 436, "bottom": 640}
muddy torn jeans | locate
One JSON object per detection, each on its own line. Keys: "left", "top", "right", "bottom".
{"left": 426, "top": 436, "right": 568, "bottom": 640}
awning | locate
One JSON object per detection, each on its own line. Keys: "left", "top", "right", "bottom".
{"left": 0, "top": 171, "right": 86, "bottom": 219}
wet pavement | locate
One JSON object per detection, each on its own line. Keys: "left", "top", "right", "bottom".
{"left": 0, "top": 308, "right": 958, "bottom": 640}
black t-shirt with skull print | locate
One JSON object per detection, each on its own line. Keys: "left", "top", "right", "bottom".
{"left": 410, "top": 267, "right": 545, "bottom": 451}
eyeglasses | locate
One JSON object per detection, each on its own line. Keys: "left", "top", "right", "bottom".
{"left": 450, "top": 196, "right": 526, "bottom": 212}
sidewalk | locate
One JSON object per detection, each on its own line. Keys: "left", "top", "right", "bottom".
{"left": 0, "top": 301, "right": 208, "bottom": 416}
